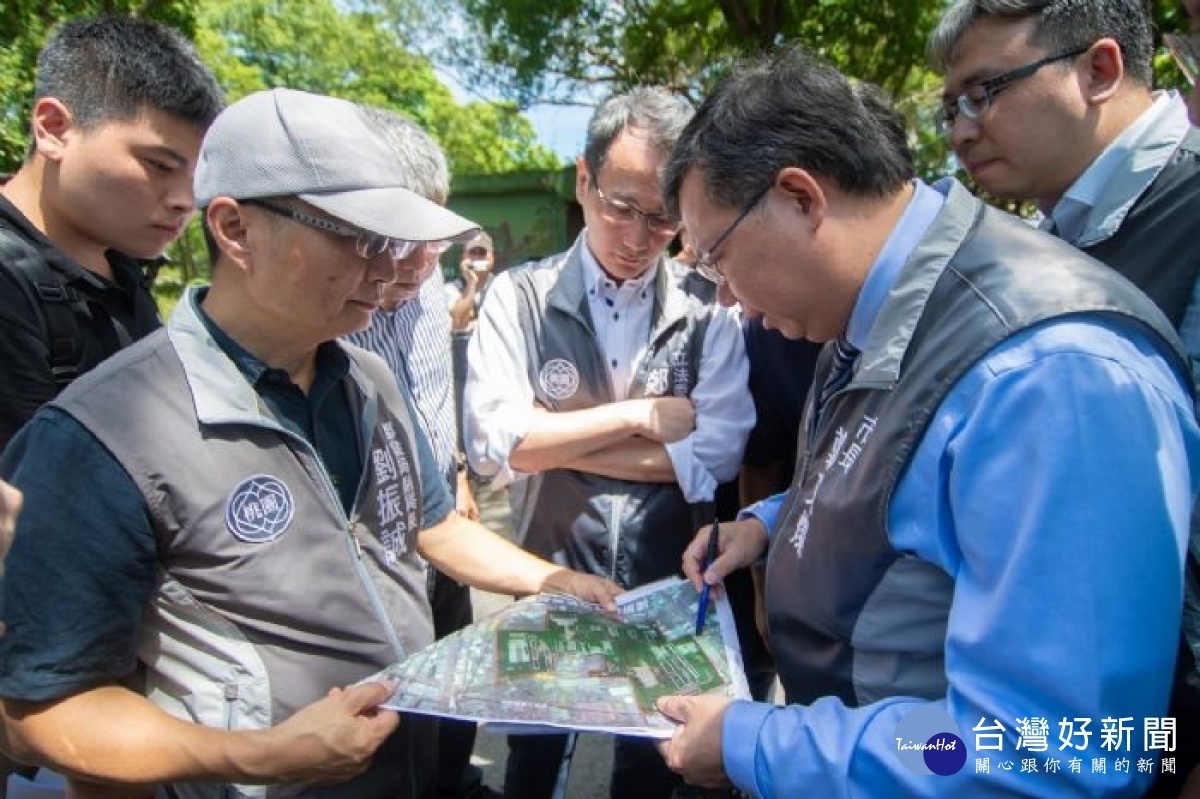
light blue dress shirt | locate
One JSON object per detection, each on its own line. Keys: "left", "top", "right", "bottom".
{"left": 729, "top": 180, "right": 1200, "bottom": 797}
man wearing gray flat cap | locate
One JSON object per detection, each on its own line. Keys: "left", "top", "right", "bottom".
{"left": 0, "top": 88, "right": 621, "bottom": 799}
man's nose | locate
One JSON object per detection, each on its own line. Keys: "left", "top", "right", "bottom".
{"left": 947, "top": 112, "right": 981, "bottom": 152}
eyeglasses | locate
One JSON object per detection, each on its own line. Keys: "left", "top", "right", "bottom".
{"left": 693, "top": 185, "right": 771, "bottom": 285}
{"left": 241, "top": 199, "right": 452, "bottom": 261}
{"left": 591, "top": 178, "right": 681, "bottom": 237}
{"left": 1165, "top": 32, "right": 1199, "bottom": 86}
{"left": 937, "top": 46, "right": 1090, "bottom": 133}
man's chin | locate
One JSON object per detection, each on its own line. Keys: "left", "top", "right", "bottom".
{"left": 381, "top": 287, "right": 419, "bottom": 309}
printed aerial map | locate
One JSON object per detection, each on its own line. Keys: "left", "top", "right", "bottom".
{"left": 375, "top": 577, "right": 749, "bottom": 737}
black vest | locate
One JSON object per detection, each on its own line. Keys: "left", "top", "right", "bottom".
{"left": 1082, "top": 127, "right": 1200, "bottom": 327}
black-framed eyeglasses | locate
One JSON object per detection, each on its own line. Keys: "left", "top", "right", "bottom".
{"left": 591, "top": 177, "right": 681, "bottom": 237}
{"left": 693, "top": 184, "right": 771, "bottom": 285}
{"left": 937, "top": 46, "right": 1090, "bottom": 133}
{"left": 1165, "top": 32, "right": 1199, "bottom": 86}
{"left": 241, "top": 199, "right": 452, "bottom": 261}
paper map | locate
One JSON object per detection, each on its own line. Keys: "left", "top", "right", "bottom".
{"left": 373, "top": 576, "right": 750, "bottom": 738}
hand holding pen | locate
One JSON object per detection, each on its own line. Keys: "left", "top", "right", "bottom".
{"left": 694, "top": 515, "right": 720, "bottom": 635}
{"left": 681, "top": 516, "right": 772, "bottom": 607}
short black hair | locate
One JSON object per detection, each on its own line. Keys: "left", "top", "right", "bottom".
{"left": 929, "top": 0, "right": 1154, "bottom": 86}
{"left": 35, "top": 14, "right": 223, "bottom": 131}
{"left": 663, "top": 45, "right": 914, "bottom": 218}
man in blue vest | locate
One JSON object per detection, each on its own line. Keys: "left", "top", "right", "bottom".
{"left": 654, "top": 45, "right": 1200, "bottom": 798}
{"left": 0, "top": 88, "right": 620, "bottom": 799}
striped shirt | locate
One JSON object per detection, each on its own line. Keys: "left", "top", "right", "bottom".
{"left": 345, "top": 269, "right": 457, "bottom": 481}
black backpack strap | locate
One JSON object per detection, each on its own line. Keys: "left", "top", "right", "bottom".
{"left": 0, "top": 228, "right": 88, "bottom": 389}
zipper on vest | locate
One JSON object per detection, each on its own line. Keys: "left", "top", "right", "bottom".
{"left": 606, "top": 496, "right": 625, "bottom": 582}
{"left": 223, "top": 683, "right": 238, "bottom": 799}
{"left": 346, "top": 519, "right": 408, "bottom": 661}
{"left": 223, "top": 682, "right": 238, "bottom": 729}
{"left": 278, "top": 427, "right": 410, "bottom": 663}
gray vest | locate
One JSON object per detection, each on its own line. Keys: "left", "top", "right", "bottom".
{"left": 509, "top": 241, "right": 714, "bottom": 587}
{"left": 766, "top": 181, "right": 1188, "bottom": 707}
{"left": 52, "top": 295, "right": 436, "bottom": 799}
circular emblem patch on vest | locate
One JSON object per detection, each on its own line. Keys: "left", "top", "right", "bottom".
{"left": 539, "top": 358, "right": 580, "bottom": 400}
{"left": 225, "top": 474, "right": 296, "bottom": 543}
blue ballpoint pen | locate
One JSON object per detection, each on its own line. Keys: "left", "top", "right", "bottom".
{"left": 694, "top": 515, "right": 720, "bottom": 635}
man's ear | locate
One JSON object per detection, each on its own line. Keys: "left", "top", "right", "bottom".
{"left": 1080, "top": 38, "right": 1124, "bottom": 105}
{"left": 30, "top": 98, "right": 75, "bottom": 162}
{"left": 574, "top": 155, "right": 591, "bottom": 205}
{"left": 206, "top": 198, "right": 254, "bottom": 269}
{"left": 776, "top": 167, "right": 827, "bottom": 231}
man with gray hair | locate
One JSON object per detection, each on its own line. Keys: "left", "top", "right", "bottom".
{"left": 0, "top": 88, "right": 621, "bottom": 799}
{"left": 343, "top": 107, "right": 495, "bottom": 799}
{"left": 463, "top": 87, "right": 754, "bottom": 799}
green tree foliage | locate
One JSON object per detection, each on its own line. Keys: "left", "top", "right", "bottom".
{"left": 1, "top": 0, "right": 560, "bottom": 310}
{"left": 0, "top": 0, "right": 197, "bottom": 171}
{"left": 445, "top": 0, "right": 951, "bottom": 175}
{"left": 439, "top": 0, "right": 1196, "bottom": 182}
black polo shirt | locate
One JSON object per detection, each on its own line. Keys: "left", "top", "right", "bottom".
{"left": 0, "top": 195, "right": 162, "bottom": 451}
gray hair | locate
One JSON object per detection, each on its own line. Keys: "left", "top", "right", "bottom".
{"left": 583, "top": 87, "right": 693, "bottom": 180}
{"left": 928, "top": 0, "right": 1154, "bottom": 85}
{"left": 356, "top": 105, "right": 450, "bottom": 203}
{"left": 663, "top": 46, "right": 913, "bottom": 218}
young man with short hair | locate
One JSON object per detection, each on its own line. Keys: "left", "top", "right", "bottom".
{"left": 0, "top": 15, "right": 223, "bottom": 450}
{"left": 929, "top": 0, "right": 1200, "bottom": 358}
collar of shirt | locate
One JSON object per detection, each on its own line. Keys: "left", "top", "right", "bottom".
{"left": 1045, "top": 91, "right": 1188, "bottom": 246}
{"left": 0, "top": 192, "right": 149, "bottom": 301}
{"left": 845, "top": 180, "right": 946, "bottom": 350}
{"left": 192, "top": 288, "right": 350, "bottom": 403}
{"left": 579, "top": 241, "right": 659, "bottom": 300}
{"left": 579, "top": 238, "right": 659, "bottom": 398}
{"left": 192, "top": 289, "right": 359, "bottom": 511}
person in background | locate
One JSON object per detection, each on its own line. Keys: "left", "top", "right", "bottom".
{"left": 654, "top": 44, "right": 1199, "bottom": 798}
{"left": 929, "top": 0, "right": 1200, "bottom": 363}
{"left": 463, "top": 87, "right": 754, "bottom": 799}
{"left": 932, "top": 4, "right": 1200, "bottom": 794}
{"left": 0, "top": 478, "right": 19, "bottom": 635}
{"left": 0, "top": 479, "right": 19, "bottom": 572}
{"left": 0, "top": 88, "right": 620, "bottom": 799}
{"left": 342, "top": 107, "right": 496, "bottom": 799}
{"left": 0, "top": 14, "right": 222, "bottom": 451}
{"left": 446, "top": 230, "right": 496, "bottom": 334}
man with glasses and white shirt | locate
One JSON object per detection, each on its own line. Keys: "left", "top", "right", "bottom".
{"left": 463, "top": 87, "right": 754, "bottom": 799}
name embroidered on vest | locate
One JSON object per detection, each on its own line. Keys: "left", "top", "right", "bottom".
{"left": 371, "top": 418, "right": 421, "bottom": 565}
{"left": 787, "top": 414, "right": 880, "bottom": 559}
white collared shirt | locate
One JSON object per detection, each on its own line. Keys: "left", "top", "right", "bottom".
{"left": 463, "top": 233, "right": 754, "bottom": 501}
{"left": 579, "top": 242, "right": 657, "bottom": 398}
